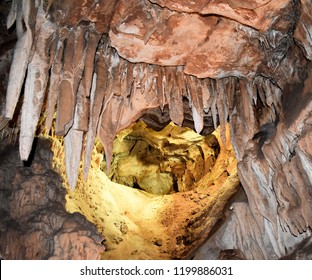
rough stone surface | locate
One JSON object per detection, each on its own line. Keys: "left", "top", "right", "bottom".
{"left": 108, "top": 121, "right": 218, "bottom": 194}
{"left": 0, "top": 138, "right": 105, "bottom": 260}
{"left": 109, "top": 0, "right": 263, "bottom": 78}
{"left": 64, "top": 124, "right": 240, "bottom": 259}
{"left": 1, "top": 0, "right": 312, "bottom": 260}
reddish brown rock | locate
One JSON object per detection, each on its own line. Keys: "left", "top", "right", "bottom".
{"left": 149, "top": 0, "right": 292, "bottom": 31}
{"left": 109, "top": 0, "right": 263, "bottom": 78}
{"left": 48, "top": 0, "right": 117, "bottom": 33}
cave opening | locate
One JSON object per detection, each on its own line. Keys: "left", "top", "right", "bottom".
{"left": 101, "top": 120, "right": 220, "bottom": 195}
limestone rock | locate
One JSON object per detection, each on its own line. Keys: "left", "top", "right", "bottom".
{"left": 1, "top": 0, "right": 312, "bottom": 261}
{"left": 65, "top": 124, "right": 241, "bottom": 259}
{"left": 0, "top": 138, "right": 105, "bottom": 260}
{"left": 149, "top": 0, "right": 291, "bottom": 31}
{"left": 108, "top": 121, "right": 218, "bottom": 194}
{"left": 109, "top": 0, "right": 263, "bottom": 78}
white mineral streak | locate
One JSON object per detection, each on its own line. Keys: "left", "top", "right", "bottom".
{"left": 19, "top": 7, "right": 54, "bottom": 160}
{"left": 5, "top": 0, "right": 33, "bottom": 120}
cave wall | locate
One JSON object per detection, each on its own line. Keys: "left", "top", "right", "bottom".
{"left": 0, "top": 138, "right": 105, "bottom": 259}
{"left": 0, "top": 0, "right": 312, "bottom": 259}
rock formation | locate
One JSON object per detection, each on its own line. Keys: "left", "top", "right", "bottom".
{"left": 0, "top": 138, "right": 105, "bottom": 260}
{"left": 0, "top": 0, "right": 312, "bottom": 259}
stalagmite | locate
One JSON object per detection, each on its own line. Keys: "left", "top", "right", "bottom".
{"left": 5, "top": 0, "right": 33, "bottom": 120}
{"left": 19, "top": 8, "right": 55, "bottom": 160}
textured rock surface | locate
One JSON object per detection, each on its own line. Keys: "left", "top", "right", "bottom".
{"left": 110, "top": 0, "right": 263, "bottom": 78}
{"left": 64, "top": 124, "right": 240, "bottom": 259}
{"left": 1, "top": 0, "right": 312, "bottom": 260}
{"left": 108, "top": 121, "right": 218, "bottom": 194}
{"left": 0, "top": 138, "right": 105, "bottom": 259}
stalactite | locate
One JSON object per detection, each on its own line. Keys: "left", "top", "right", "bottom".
{"left": 216, "top": 79, "right": 227, "bottom": 145}
{"left": 102, "top": 47, "right": 118, "bottom": 111}
{"left": 209, "top": 79, "right": 219, "bottom": 131}
{"left": 83, "top": 28, "right": 101, "bottom": 99}
{"left": 169, "top": 68, "right": 184, "bottom": 127}
{"left": 99, "top": 95, "right": 124, "bottom": 172}
{"left": 6, "top": 0, "right": 18, "bottom": 30}
{"left": 19, "top": 9, "right": 55, "bottom": 160}
{"left": 83, "top": 73, "right": 98, "bottom": 181}
{"left": 143, "top": 65, "right": 155, "bottom": 103}
{"left": 185, "top": 75, "right": 204, "bottom": 133}
{"left": 164, "top": 67, "right": 183, "bottom": 127}
{"left": 126, "top": 62, "right": 134, "bottom": 99}
{"left": 44, "top": 28, "right": 68, "bottom": 132}
{"left": 55, "top": 31, "right": 75, "bottom": 135}
{"left": 83, "top": 41, "right": 110, "bottom": 181}
{"left": 155, "top": 66, "right": 165, "bottom": 110}
{"left": 64, "top": 128, "right": 84, "bottom": 190}
{"left": 119, "top": 58, "right": 128, "bottom": 100}
{"left": 226, "top": 77, "right": 236, "bottom": 113}
{"left": 5, "top": 0, "right": 33, "bottom": 120}
{"left": 201, "top": 78, "right": 211, "bottom": 114}
{"left": 72, "top": 81, "right": 89, "bottom": 131}
{"left": 55, "top": 26, "right": 87, "bottom": 136}
{"left": 72, "top": 28, "right": 101, "bottom": 132}
{"left": 164, "top": 66, "right": 173, "bottom": 103}
{"left": 254, "top": 77, "right": 267, "bottom": 109}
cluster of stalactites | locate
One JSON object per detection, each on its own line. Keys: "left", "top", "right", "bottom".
{"left": 2, "top": 0, "right": 283, "bottom": 190}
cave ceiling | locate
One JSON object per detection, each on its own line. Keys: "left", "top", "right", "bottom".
{"left": 1, "top": 0, "right": 312, "bottom": 259}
